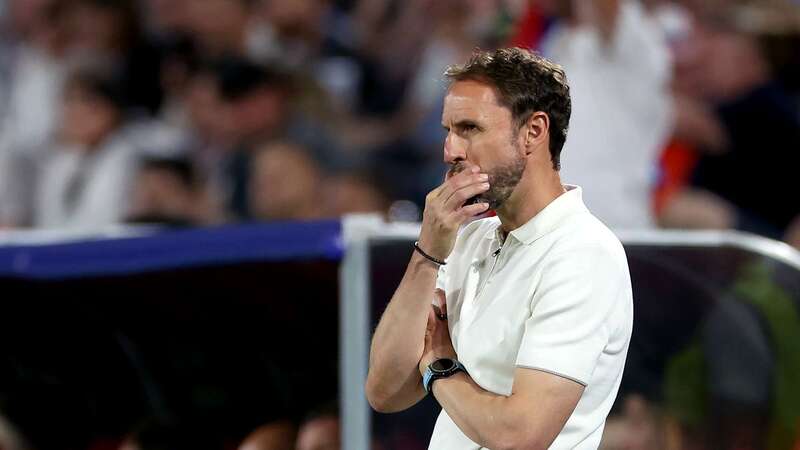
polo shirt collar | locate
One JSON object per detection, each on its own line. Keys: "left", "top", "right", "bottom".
{"left": 495, "top": 185, "right": 586, "bottom": 245}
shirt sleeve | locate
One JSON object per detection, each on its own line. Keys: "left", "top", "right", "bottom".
{"left": 436, "top": 264, "right": 447, "bottom": 291}
{"left": 515, "top": 244, "right": 623, "bottom": 385}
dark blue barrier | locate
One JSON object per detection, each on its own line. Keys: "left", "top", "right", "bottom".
{"left": 0, "top": 220, "right": 343, "bottom": 280}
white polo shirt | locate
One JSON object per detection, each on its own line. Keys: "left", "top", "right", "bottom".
{"left": 429, "top": 186, "right": 633, "bottom": 450}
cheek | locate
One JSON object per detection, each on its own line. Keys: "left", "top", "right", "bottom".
{"left": 470, "top": 133, "right": 509, "bottom": 166}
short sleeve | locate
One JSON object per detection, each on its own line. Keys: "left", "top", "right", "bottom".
{"left": 515, "top": 244, "right": 623, "bottom": 385}
{"left": 436, "top": 263, "right": 447, "bottom": 292}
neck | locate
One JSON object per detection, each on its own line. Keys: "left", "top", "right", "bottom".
{"left": 495, "top": 164, "right": 565, "bottom": 234}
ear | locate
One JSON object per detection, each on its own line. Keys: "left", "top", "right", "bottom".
{"left": 522, "top": 112, "right": 550, "bottom": 156}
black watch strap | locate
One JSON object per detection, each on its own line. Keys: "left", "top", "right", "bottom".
{"left": 423, "top": 358, "right": 467, "bottom": 394}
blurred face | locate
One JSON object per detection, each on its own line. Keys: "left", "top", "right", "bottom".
{"left": 249, "top": 143, "right": 320, "bottom": 220}
{"left": 226, "top": 87, "right": 287, "bottom": 143}
{"left": 64, "top": 3, "right": 129, "bottom": 56}
{"left": 118, "top": 438, "right": 141, "bottom": 450}
{"left": 187, "top": 0, "right": 249, "bottom": 52}
{"left": 261, "top": 0, "right": 322, "bottom": 34}
{"left": 9, "top": 0, "right": 52, "bottom": 35}
{"left": 144, "top": 0, "right": 191, "bottom": 34}
{"left": 129, "top": 168, "right": 195, "bottom": 219}
{"left": 296, "top": 416, "right": 340, "bottom": 450}
{"left": 239, "top": 421, "right": 296, "bottom": 450}
{"left": 61, "top": 84, "right": 119, "bottom": 148}
{"left": 186, "top": 74, "right": 228, "bottom": 141}
{"left": 322, "top": 175, "right": 387, "bottom": 218}
{"left": 441, "top": 80, "right": 526, "bottom": 210}
{"left": 673, "top": 26, "right": 768, "bottom": 101}
{"left": 599, "top": 395, "right": 661, "bottom": 450}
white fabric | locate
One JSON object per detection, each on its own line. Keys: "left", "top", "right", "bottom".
{"left": 429, "top": 186, "right": 633, "bottom": 450}
{"left": 33, "top": 134, "right": 139, "bottom": 231}
{"left": 542, "top": 1, "right": 673, "bottom": 229}
{"left": 0, "top": 45, "right": 66, "bottom": 225}
{"left": 0, "top": 45, "right": 65, "bottom": 155}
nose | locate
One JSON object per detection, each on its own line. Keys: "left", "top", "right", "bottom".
{"left": 443, "top": 132, "right": 466, "bottom": 164}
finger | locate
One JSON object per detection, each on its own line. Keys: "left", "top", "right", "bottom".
{"left": 439, "top": 167, "right": 484, "bottom": 201}
{"left": 434, "top": 289, "right": 447, "bottom": 320}
{"left": 426, "top": 306, "right": 436, "bottom": 333}
{"left": 456, "top": 202, "right": 491, "bottom": 218}
{"left": 444, "top": 181, "right": 490, "bottom": 211}
{"left": 445, "top": 162, "right": 480, "bottom": 181}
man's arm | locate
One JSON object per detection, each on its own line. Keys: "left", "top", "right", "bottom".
{"left": 365, "top": 252, "right": 439, "bottom": 412}
{"left": 432, "top": 369, "right": 584, "bottom": 450}
{"left": 420, "top": 242, "right": 629, "bottom": 447}
{"left": 365, "top": 163, "right": 490, "bottom": 412}
{"left": 415, "top": 291, "right": 585, "bottom": 450}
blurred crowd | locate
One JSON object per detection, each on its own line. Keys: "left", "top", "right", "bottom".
{"left": 1, "top": 396, "right": 342, "bottom": 450}
{"left": 0, "top": 0, "right": 798, "bottom": 248}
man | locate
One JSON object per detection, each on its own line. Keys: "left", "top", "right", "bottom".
{"left": 365, "top": 48, "right": 633, "bottom": 449}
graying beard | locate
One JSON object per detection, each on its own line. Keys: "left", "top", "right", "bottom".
{"left": 481, "top": 156, "right": 526, "bottom": 210}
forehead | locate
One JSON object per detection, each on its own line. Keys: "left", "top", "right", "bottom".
{"left": 442, "top": 80, "right": 510, "bottom": 125}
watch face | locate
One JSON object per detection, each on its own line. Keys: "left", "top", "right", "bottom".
{"left": 431, "top": 358, "right": 456, "bottom": 373}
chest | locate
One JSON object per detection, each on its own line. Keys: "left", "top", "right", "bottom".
{"left": 445, "top": 246, "right": 547, "bottom": 394}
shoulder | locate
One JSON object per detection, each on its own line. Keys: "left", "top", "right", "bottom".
{"left": 548, "top": 211, "right": 628, "bottom": 271}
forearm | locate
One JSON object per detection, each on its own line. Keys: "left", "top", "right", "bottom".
{"left": 432, "top": 367, "right": 582, "bottom": 450}
{"left": 432, "top": 373, "right": 537, "bottom": 450}
{"left": 366, "top": 253, "right": 438, "bottom": 411}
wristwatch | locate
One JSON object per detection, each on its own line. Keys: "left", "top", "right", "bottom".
{"left": 423, "top": 358, "right": 467, "bottom": 394}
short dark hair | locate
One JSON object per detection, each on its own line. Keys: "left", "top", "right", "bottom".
{"left": 444, "top": 48, "right": 572, "bottom": 170}
{"left": 140, "top": 156, "right": 198, "bottom": 188}
{"left": 65, "top": 68, "right": 129, "bottom": 110}
{"left": 213, "top": 57, "right": 290, "bottom": 102}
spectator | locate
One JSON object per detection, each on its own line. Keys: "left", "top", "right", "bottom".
{"left": 296, "top": 402, "right": 340, "bottom": 450}
{"left": 214, "top": 57, "right": 292, "bottom": 149}
{"left": 126, "top": 156, "right": 213, "bottom": 227}
{"left": 599, "top": 394, "right": 664, "bottom": 450}
{"left": 238, "top": 420, "right": 296, "bottom": 450}
{"left": 248, "top": 141, "right": 322, "bottom": 222}
{"left": 184, "top": 0, "right": 253, "bottom": 58}
{"left": 0, "top": 0, "right": 72, "bottom": 155}
{"left": 0, "top": 411, "right": 26, "bottom": 450}
{"left": 62, "top": 0, "right": 163, "bottom": 116}
{"left": 212, "top": 57, "right": 339, "bottom": 218}
{"left": 0, "top": 0, "right": 73, "bottom": 226}
{"left": 119, "top": 418, "right": 225, "bottom": 450}
{"left": 530, "top": 0, "right": 673, "bottom": 229}
{"left": 322, "top": 170, "right": 390, "bottom": 218}
{"left": 657, "top": 13, "right": 800, "bottom": 246}
{"left": 0, "top": 379, "right": 93, "bottom": 450}
{"left": 33, "top": 68, "right": 139, "bottom": 230}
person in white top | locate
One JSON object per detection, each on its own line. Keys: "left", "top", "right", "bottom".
{"left": 33, "top": 69, "right": 138, "bottom": 230}
{"left": 542, "top": 0, "right": 672, "bottom": 230}
{"left": 366, "top": 48, "right": 633, "bottom": 450}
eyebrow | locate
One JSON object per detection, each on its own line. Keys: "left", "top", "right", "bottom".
{"left": 442, "top": 119, "right": 480, "bottom": 131}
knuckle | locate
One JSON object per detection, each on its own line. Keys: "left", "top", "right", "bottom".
{"left": 450, "top": 177, "right": 468, "bottom": 190}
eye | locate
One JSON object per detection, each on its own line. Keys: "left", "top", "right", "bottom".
{"left": 459, "top": 123, "right": 479, "bottom": 134}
